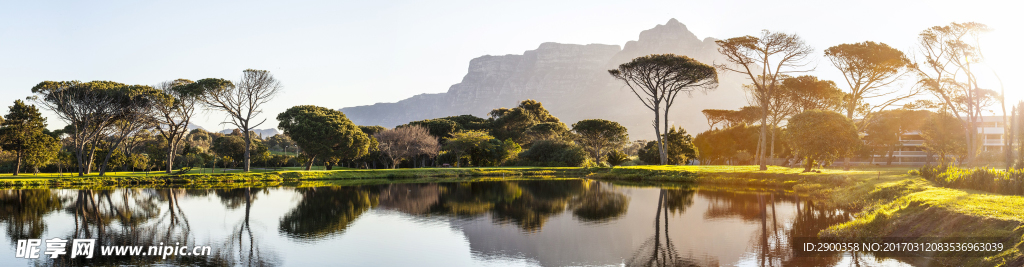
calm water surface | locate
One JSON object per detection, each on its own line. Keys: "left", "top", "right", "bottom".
{"left": 0, "top": 179, "right": 913, "bottom": 266}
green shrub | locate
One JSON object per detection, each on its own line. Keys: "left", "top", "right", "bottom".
{"left": 605, "top": 150, "right": 629, "bottom": 166}
{"left": 914, "top": 165, "right": 1024, "bottom": 195}
{"left": 517, "top": 140, "right": 590, "bottom": 167}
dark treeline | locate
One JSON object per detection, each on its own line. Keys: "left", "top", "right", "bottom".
{"left": 281, "top": 99, "right": 694, "bottom": 169}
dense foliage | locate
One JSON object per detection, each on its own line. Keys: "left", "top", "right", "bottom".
{"left": 786, "top": 110, "right": 859, "bottom": 172}
{"left": 517, "top": 139, "right": 590, "bottom": 167}
{"left": 277, "top": 105, "right": 371, "bottom": 170}
{"left": 914, "top": 165, "right": 1024, "bottom": 196}
{"left": 572, "top": 119, "right": 628, "bottom": 165}
{"left": 637, "top": 126, "right": 697, "bottom": 165}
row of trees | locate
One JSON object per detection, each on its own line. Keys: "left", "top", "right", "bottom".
{"left": 275, "top": 99, "right": 644, "bottom": 169}
{"left": 676, "top": 21, "right": 999, "bottom": 170}
{"left": 18, "top": 69, "right": 281, "bottom": 176}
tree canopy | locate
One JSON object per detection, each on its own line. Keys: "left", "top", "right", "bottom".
{"left": 0, "top": 100, "right": 58, "bottom": 175}
{"left": 374, "top": 125, "right": 441, "bottom": 168}
{"left": 277, "top": 105, "right": 371, "bottom": 170}
{"left": 716, "top": 30, "right": 813, "bottom": 170}
{"left": 489, "top": 99, "right": 567, "bottom": 144}
{"left": 572, "top": 119, "right": 629, "bottom": 163}
{"left": 786, "top": 110, "right": 860, "bottom": 172}
{"left": 609, "top": 54, "right": 718, "bottom": 165}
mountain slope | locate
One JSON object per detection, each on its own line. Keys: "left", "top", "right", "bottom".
{"left": 340, "top": 19, "right": 747, "bottom": 139}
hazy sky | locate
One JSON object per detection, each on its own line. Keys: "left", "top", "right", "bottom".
{"left": 1, "top": 0, "right": 1020, "bottom": 131}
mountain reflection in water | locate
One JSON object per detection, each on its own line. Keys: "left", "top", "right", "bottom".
{"left": 0, "top": 179, "right": 911, "bottom": 267}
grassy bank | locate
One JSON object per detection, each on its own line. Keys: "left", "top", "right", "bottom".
{"left": 819, "top": 177, "right": 1024, "bottom": 266}
{"left": 0, "top": 167, "right": 597, "bottom": 189}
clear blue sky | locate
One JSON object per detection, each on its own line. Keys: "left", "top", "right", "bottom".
{"left": 1, "top": 0, "right": 1019, "bottom": 130}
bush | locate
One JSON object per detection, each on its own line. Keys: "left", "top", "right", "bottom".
{"left": 619, "top": 158, "right": 642, "bottom": 166}
{"left": 915, "top": 165, "right": 1024, "bottom": 195}
{"left": 605, "top": 150, "right": 629, "bottom": 166}
{"left": 517, "top": 140, "right": 590, "bottom": 167}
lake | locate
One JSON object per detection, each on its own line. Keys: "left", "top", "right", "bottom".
{"left": 0, "top": 178, "right": 913, "bottom": 266}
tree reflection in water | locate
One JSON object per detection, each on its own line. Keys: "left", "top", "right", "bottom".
{"left": 278, "top": 186, "right": 379, "bottom": 240}
{"left": 276, "top": 180, "right": 631, "bottom": 240}
{"left": 429, "top": 180, "right": 630, "bottom": 232}
{"left": 215, "top": 187, "right": 280, "bottom": 267}
{"left": 0, "top": 190, "right": 65, "bottom": 244}
{"left": 0, "top": 188, "right": 260, "bottom": 266}
{"left": 700, "top": 190, "right": 855, "bottom": 267}
{"left": 0, "top": 182, "right": 872, "bottom": 266}
{"left": 626, "top": 188, "right": 710, "bottom": 267}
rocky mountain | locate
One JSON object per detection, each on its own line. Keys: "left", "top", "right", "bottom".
{"left": 340, "top": 19, "right": 747, "bottom": 139}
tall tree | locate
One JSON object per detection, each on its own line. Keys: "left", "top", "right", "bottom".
{"left": 609, "top": 54, "right": 718, "bottom": 165}
{"left": 276, "top": 105, "right": 371, "bottom": 171}
{"left": 825, "top": 41, "right": 914, "bottom": 121}
{"left": 716, "top": 31, "right": 814, "bottom": 170}
{"left": 97, "top": 85, "right": 160, "bottom": 176}
{"left": 825, "top": 41, "right": 914, "bottom": 170}
{"left": 196, "top": 70, "right": 279, "bottom": 172}
{"left": 150, "top": 79, "right": 204, "bottom": 173}
{"left": 0, "top": 100, "right": 51, "bottom": 175}
{"left": 31, "top": 81, "right": 156, "bottom": 176}
{"left": 572, "top": 119, "right": 629, "bottom": 163}
{"left": 744, "top": 81, "right": 798, "bottom": 162}
{"left": 911, "top": 22, "right": 991, "bottom": 164}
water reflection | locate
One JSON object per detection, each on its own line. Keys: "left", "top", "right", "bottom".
{"left": 0, "top": 180, "right": 910, "bottom": 267}
{"left": 626, "top": 188, "right": 710, "bottom": 267}
{"left": 0, "top": 190, "right": 64, "bottom": 244}
{"left": 279, "top": 187, "right": 379, "bottom": 240}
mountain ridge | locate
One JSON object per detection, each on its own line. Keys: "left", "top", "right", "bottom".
{"left": 340, "top": 19, "right": 747, "bottom": 139}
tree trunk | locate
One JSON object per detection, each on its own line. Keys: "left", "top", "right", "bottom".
{"left": 886, "top": 148, "right": 895, "bottom": 165}
{"left": 76, "top": 146, "right": 86, "bottom": 177}
{"left": 13, "top": 151, "right": 22, "bottom": 176}
{"left": 85, "top": 142, "right": 98, "bottom": 175}
{"left": 844, "top": 106, "right": 856, "bottom": 171}
{"left": 243, "top": 129, "right": 252, "bottom": 172}
{"left": 758, "top": 107, "right": 768, "bottom": 170}
{"left": 304, "top": 155, "right": 316, "bottom": 171}
{"left": 662, "top": 105, "right": 671, "bottom": 165}
{"left": 653, "top": 104, "right": 665, "bottom": 165}
{"left": 769, "top": 128, "right": 776, "bottom": 165}
{"left": 803, "top": 158, "right": 814, "bottom": 172}
{"left": 166, "top": 143, "right": 176, "bottom": 174}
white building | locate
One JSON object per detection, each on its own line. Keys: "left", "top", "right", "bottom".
{"left": 858, "top": 116, "right": 1006, "bottom": 165}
